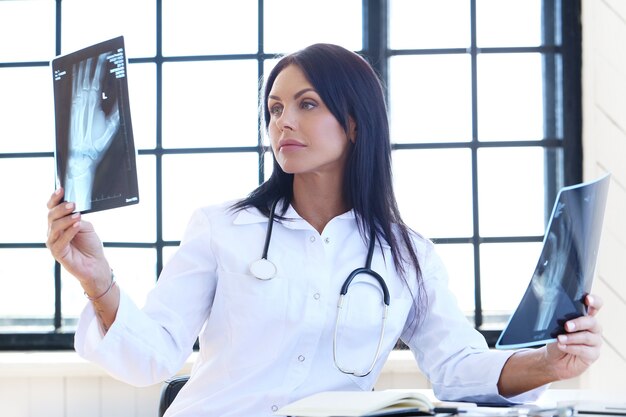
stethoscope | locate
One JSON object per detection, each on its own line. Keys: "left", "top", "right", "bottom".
{"left": 249, "top": 199, "right": 390, "bottom": 377}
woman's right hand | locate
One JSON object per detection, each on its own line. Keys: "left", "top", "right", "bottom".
{"left": 46, "top": 187, "right": 111, "bottom": 289}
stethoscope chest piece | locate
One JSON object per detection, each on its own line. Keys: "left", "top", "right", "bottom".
{"left": 250, "top": 258, "right": 277, "bottom": 280}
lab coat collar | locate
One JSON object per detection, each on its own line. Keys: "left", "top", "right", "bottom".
{"left": 232, "top": 200, "right": 356, "bottom": 230}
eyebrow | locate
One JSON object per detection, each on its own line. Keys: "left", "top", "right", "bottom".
{"left": 268, "top": 87, "right": 316, "bottom": 102}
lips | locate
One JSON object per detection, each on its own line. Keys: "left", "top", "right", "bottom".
{"left": 278, "top": 139, "right": 305, "bottom": 151}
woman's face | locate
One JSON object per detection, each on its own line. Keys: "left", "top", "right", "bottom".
{"left": 267, "top": 64, "right": 354, "bottom": 177}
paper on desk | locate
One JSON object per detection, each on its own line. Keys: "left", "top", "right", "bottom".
{"left": 463, "top": 407, "right": 533, "bottom": 417}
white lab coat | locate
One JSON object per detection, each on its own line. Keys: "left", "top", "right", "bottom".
{"left": 75, "top": 201, "right": 546, "bottom": 416}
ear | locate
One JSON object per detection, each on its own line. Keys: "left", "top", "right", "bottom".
{"left": 348, "top": 117, "right": 357, "bottom": 144}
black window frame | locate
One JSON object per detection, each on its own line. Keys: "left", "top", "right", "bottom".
{"left": 0, "top": 0, "right": 581, "bottom": 350}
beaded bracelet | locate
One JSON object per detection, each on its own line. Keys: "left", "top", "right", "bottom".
{"left": 85, "top": 270, "right": 116, "bottom": 301}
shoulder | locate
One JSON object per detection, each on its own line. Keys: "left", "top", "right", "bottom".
{"left": 391, "top": 224, "right": 436, "bottom": 261}
{"left": 182, "top": 200, "right": 265, "bottom": 240}
{"left": 398, "top": 227, "right": 447, "bottom": 282}
{"left": 192, "top": 199, "right": 263, "bottom": 224}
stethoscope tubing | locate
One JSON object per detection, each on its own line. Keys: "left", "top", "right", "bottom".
{"left": 250, "top": 199, "right": 390, "bottom": 377}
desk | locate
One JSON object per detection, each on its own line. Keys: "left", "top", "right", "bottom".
{"left": 408, "top": 389, "right": 625, "bottom": 405}
{"left": 531, "top": 389, "right": 626, "bottom": 406}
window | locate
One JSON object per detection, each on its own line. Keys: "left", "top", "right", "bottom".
{"left": 0, "top": 0, "right": 580, "bottom": 349}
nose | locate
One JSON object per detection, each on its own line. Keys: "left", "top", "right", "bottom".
{"left": 275, "top": 106, "right": 296, "bottom": 131}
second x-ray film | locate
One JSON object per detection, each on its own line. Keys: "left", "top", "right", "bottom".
{"left": 496, "top": 174, "right": 610, "bottom": 349}
{"left": 52, "top": 36, "right": 139, "bottom": 214}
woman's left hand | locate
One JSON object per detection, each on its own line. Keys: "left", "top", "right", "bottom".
{"left": 545, "top": 293, "right": 603, "bottom": 380}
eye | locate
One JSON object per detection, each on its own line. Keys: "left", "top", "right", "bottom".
{"left": 269, "top": 103, "right": 283, "bottom": 116}
{"left": 301, "top": 100, "right": 317, "bottom": 110}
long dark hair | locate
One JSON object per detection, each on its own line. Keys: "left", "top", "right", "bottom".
{"left": 232, "top": 44, "right": 425, "bottom": 317}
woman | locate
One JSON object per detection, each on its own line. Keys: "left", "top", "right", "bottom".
{"left": 46, "top": 44, "right": 603, "bottom": 416}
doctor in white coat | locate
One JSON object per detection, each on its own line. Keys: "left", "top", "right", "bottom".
{"left": 46, "top": 43, "right": 603, "bottom": 417}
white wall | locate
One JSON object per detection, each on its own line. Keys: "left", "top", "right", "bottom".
{"left": 0, "top": 350, "right": 429, "bottom": 417}
{"left": 580, "top": 0, "right": 626, "bottom": 388}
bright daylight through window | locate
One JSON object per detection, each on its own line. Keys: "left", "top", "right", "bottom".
{"left": 0, "top": 0, "right": 580, "bottom": 349}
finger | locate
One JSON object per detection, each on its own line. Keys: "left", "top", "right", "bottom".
{"left": 585, "top": 293, "right": 603, "bottom": 316}
{"left": 47, "top": 199, "right": 76, "bottom": 227}
{"left": 555, "top": 340, "right": 601, "bottom": 362}
{"left": 47, "top": 187, "right": 64, "bottom": 210}
{"left": 47, "top": 203, "right": 80, "bottom": 251}
{"left": 72, "top": 62, "right": 80, "bottom": 96}
{"left": 556, "top": 330, "right": 603, "bottom": 360}
{"left": 46, "top": 212, "right": 82, "bottom": 260}
{"left": 564, "top": 314, "right": 602, "bottom": 334}
{"left": 93, "top": 52, "right": 108, "bottom": 90}
{"left": 559, "top": 323, "right": 603, "bottom": 346}
{"left": 83, "top": 57, "right": 93, "bottom": 91}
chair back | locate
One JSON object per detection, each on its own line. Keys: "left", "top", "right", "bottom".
{"left": 158, "top": 375, "right": 190, "bottom": 417}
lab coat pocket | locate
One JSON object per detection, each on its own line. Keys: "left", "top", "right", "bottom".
{"left": 334, "top": 281, "right": 414, "bottom": 390}
{"left": 215, "top": 269, "right": 289, "bottom": 373}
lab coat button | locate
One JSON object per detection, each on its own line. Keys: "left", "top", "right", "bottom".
{"left": 271, "top": 405, "right": 278, "bottom": 412}
{"left": 313, "top": 293, "right": 320, "bottom": 300}
{"left": 324, "top": 237, "right": 330, "bottom": 244}
{"left": 309, "top": 236, "right": 316, "bottom": 243}
{"left": 298, "top": 355, "right": 305, "bottom": 362}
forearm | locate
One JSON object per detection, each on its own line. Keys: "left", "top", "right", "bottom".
{"left": 497, "top": 348, "right": 556, "bottom": 397}
{"left": 82, "top": 271, "right": 120, "bottom": 332}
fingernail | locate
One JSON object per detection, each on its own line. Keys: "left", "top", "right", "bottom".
{"left": 55, "top": 188, "right": 61, "bottom": 195}
{"left": 587, "top": 294, "right": 594, "bottom": 305}
{"left": 65, "top": 202, "right": 74, "bottom": 210}
{"left": 558, "top": 334, "right": 568, "bottom": 343}
{"left": 72, "top": 213, "right": 80, "bottom": 219}
{"left": 566, "top": 321, "right": 576, "bottom": 332}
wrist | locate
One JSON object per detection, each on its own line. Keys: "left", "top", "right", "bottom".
{"left": 83, "top": 269, "right": 115, "bottom": 301}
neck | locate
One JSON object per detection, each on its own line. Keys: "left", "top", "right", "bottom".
{"left": 291, "top": 174, "right": 349, "bottom": 234}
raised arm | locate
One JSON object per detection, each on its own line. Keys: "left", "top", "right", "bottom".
{"left": 46, "top": 187, "right": 119, "bottom": 331}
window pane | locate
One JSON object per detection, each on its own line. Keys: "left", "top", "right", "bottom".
{"left": 162, "top": 61, "right": 259, "bottom": 148}
{"left": 476, "top": 0, "right": 542, "bottom": 47}
{"left": 162, "top": 0, "right": 258, "bottom": 56}
{"left": 61, "top": 0, "right": 155, "bottom": 58}
{"left": 127, "top": 63, "right": 156, "bottom": 150}
{"left": 0, "top": 157, "right": 53, "bottom": 243}
{"left": 477, "top": 53, "right": 544, "bottom": 141}
{"left": 263, "top": 151, "right": 274, "bottom": 182}
{"left": 394, "top": 149, "right": 473, "bottom": 238}
{"left": 81, "top": 155, "right": 156, "bottom": 243}
{"left": 0, "top": 0, "right": 55, "bottom": 62}
{"left": 435, "top": 243, "right": 475, "bottom": 315}
{"left": 480, "top": 242, "right": 543, "bottom": 327}
{"left": 389, "top": 54, "right": 472, "bottom": 143}
{"left": 62, "top": 248, "right": 157, "bottom": 327}
{"left": 389, "top": 0, "right": 470, "bottom": 49}
{"left": 0, "top": 249, "right": 55, "bottom": 332}
{"left": 263, "top": 0, "right": 362, "bottom": 53}
{"left": 478, "top": 147, "right": 545, "bottom": 237}
{"left": 0, "top": 67, "right": 55, "bottom": 153}
{"left": 162, "top": 153, "right": 260, "bottom": 240}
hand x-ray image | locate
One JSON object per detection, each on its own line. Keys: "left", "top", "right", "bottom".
{"left": 52, "top": 36, "right": 139, "bottom": 214}
{"left": 496, "top": 174, "right": 610, "bottom": 349}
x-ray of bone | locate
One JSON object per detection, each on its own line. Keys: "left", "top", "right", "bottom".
{"left": 496, "top": 174, "right": 610, "bottom": 349}
{"left": 52, "top": 36, "right": 139, "bottom": 214}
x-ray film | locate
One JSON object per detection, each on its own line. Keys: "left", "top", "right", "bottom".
{"left": 52, "top": 36, "right": 139, "bottom": 214}
{"left": 496, "top": 174, "right": 610, "bottom": 349}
